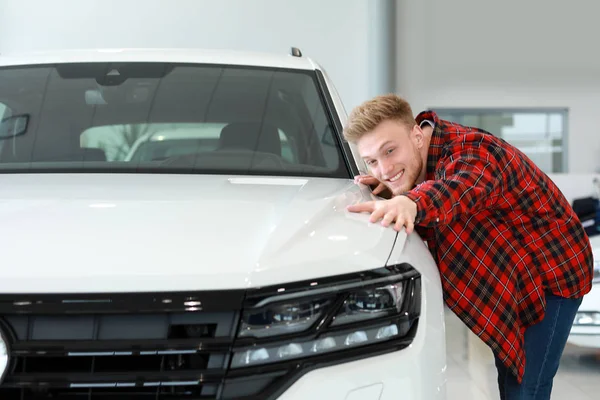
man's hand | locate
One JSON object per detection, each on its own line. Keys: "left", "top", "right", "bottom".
{"left": 346, "top": 195, "right": 418, "bottom": 234}
{"left": 354, "top": 174, "right": 390, "bottom": 197}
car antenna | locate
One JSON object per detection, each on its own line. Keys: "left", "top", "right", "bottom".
{"left": 290, "top": 47, "right": 302, "bottom": 57}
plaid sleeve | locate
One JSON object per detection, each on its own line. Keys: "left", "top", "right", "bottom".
{"left": 403, "top": 135, "right": 505, "bottom": 227}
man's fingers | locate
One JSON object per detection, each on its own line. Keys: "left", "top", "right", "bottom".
{"left": 393, "top": 213, "right": 415, "bottom": 234}
{"left": 353, "top": 175, "right": 390, "bottom": 198}
{"left": 394, "top": 217, "right": 406, "bottom": 232}
{"left": 369, "top": 207, "right": 388, "bottom": 223}
{"left": 406, "top": 218, "right": 415, "bottom": 235}
{"left": 380, "top": 212, "right": 396, "bottom": 227}
{"left": 346, "top": 201, "right": 375, "bottom": 213}
{"left": 355, "top": 175, "right": 379, "bottom": 185}
{"left": 346, "top": 197, "right": 416, "bottom": 233}
{"left": 371, "top": 183, "right": 387, "bottom": 195}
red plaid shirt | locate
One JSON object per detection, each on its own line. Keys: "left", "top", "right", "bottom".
{"left": 404, "top": 111, "right": 594, "bottom": 383}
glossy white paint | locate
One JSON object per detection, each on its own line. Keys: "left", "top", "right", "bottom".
{"left": 0, "top": 48, "right": 447, "bottom": 399}
{"left": 0, "top": 174, "right": 398, "bottom": 293}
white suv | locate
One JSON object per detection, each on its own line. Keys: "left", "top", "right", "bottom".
{"left": 0, "top": 47, "right": 447, "bottom": 400}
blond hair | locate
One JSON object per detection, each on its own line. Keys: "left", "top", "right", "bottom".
{"left": 343, "top": 94, "right": 417, "bottom": 143}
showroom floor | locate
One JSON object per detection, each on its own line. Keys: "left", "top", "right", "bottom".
{"left": 444, "top": 308, "right": 600, "bottom": 399}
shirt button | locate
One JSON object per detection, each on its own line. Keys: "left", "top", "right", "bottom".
{"left": 436, "top": 218, "right": 440, "bottom": 223}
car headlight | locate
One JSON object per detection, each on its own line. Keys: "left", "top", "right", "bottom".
{"left": 0, "top": 328, "right": 9, "bottom": 384}
{"left": 238, "top": 297, "right": 332, "bottom": 338}
{"left": 230, "top": 263, "right": 421, "bottom": 369}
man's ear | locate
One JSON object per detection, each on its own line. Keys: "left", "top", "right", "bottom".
{"left": 412, "top": 124, "right": 424, "bottom": 148}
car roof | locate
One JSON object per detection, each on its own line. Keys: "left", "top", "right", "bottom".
{"left": 0, "top": 47, "right": 320, "bottom": 70}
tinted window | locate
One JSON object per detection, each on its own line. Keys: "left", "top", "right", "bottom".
{"left": 0, "top": 62, "right": 348, "bottom": 178}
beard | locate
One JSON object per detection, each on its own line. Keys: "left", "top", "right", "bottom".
{"left": 389, "top": 149, "right": 424, "bottom": 196}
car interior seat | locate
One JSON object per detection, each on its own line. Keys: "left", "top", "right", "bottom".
{"left": 217, "top": 121, "right": 282, "bottom": 157}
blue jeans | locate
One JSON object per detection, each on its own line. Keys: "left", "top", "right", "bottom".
{"left": 494, "top": 292, "right": 583, "bottom": 400}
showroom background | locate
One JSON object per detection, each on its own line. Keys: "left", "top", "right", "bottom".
{"left": 0, "top": 0, "right": 598, "bottom": 185}
{"left": 0, "top": 0, "right": 600, "bottom": 173}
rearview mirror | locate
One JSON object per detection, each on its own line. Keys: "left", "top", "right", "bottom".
{"left": 0, "top": 114, "right": 29, "bottom": 139}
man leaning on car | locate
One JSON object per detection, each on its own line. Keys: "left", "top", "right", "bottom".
{"left": 344, "top": 93, "right": 594, "bottom": 400}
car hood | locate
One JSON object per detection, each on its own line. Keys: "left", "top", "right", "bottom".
{"left": 0, "top": 174, "right": 401, "bottom": 293}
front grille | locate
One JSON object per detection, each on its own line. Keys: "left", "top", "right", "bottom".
{"left": 0, "top": 291, "right": 245, "bottom": 400}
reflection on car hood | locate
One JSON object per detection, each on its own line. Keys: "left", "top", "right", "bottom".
{"left": 0, "top": 174, "right": 399, "bottom": 293}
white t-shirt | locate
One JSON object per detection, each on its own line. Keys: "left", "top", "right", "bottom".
{"left": 420, "top": 119, "right": 435, "bottom": 129}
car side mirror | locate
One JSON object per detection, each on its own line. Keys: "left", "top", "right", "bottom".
{"left": 0, "top": 114, "right": 29, "bottom": 139}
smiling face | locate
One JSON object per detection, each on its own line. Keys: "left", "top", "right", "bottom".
{"left": 357, "top": 119, "right": 426, "bottom": 195}
{"left": 343, "top": 94, "right": 429, "bottom": 195}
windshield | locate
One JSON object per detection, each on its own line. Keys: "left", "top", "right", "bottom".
{"left": 0, "top": 62, "right": 349, "bottom": 178}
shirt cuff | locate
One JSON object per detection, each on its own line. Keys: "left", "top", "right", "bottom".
{"left": 401, "top": 190, "right": 438, "bottom": 226}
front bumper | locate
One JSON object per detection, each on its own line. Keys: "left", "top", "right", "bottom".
{"left": 0, "top": 263, "right": 447, "bottom": 399}
{"left": 278, "top": 317, "right": 446, "bottom": 400}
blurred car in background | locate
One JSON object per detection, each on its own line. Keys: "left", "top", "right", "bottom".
{"left": 568, "top": 185, "right": 600, "bottom": 349}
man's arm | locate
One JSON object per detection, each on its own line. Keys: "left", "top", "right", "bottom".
{"left": 404, "top": 137, "right": 505, "bottom": 227}
{"left": 347, "top": 135, "right": 507, "bottom": 232}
